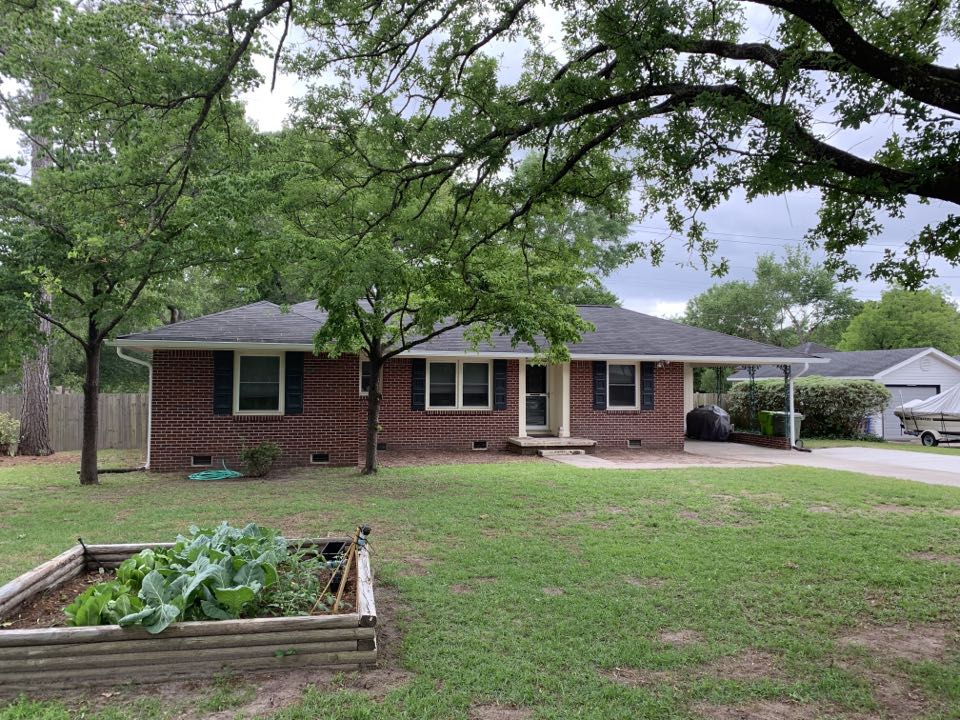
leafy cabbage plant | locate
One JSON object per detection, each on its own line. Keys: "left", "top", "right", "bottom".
{"left": 68, "top": 522, "right": 289, "bottom": 634}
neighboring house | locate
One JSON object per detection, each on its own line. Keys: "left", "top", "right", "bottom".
{"left": 730, "top": 346, "right": 960, "bottom": 439}
{"left": 113, "top": 302, "right": 824, "bottom": 471}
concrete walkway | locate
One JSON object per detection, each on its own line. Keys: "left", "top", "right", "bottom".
{"left": 684, "top": 440, "right": 960, "bottom": 489}
{"left": 545, "top": 441, "right": 960, "bottom": 489}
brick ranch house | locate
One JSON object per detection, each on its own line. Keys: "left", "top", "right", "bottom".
{"left": 112, "top": 301, "right": 825, "bottom": 471}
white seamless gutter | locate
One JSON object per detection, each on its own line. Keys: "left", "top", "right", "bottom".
{"left": 110, "top": 340, "right": 827, "bottom": 366}
{"left": 115, "top": 347, "right": 152, "bottom": 469}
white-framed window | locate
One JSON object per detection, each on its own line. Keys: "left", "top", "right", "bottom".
{"left": 427, "top": 359, "right": 491, "bottom": 410}
{"left": 607, "top": 363, "right": 638, "bottom": 409}
{"left": 234, "top": 352, "right": 284, "bottom": 414}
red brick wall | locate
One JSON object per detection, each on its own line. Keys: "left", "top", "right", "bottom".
{"left": 372, "top": 359, "right": 520, "bottom": 452}
{"left": 568, "top": 361, "right": 685, "bottom": 450}
{"left": 151, "top": 350, "right": 364, "bottom": 471}
{"left": 150, "top": 352, "right": 522, "bottom": 471}
{"left": 150, "top": 352, "right": 689, "bottom": 470}
{"left": 728, "top": 432, "right": 791, "bottom": 450}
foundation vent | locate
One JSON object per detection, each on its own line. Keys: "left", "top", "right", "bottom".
{"left": 472, "top": 440, "right": 489, "bottom": 451}
{"left": 626, "top": 439, "right": 642, "bottom": 449}
{"left": 311, "top": 452, "right": 330, "bottom": 464}
{"left": 191, "top": 455, "right": 212, "bottom": 467}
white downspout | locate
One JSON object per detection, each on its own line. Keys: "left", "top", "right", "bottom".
{"left": 116, "top": 346, "right": 152, "bottom": 469}
{"left": 789, "top": 362, "right": 810, "bottom": 450}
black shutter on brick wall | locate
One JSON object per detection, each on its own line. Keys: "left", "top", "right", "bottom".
{"left": 284, "top": 351, "right": 304, "bottom": 415}
{"left": 641, "top": 361, "right": 655, "bottom": 410}
{"left": 592, "top": 361, "right": 607, "bottom": 410}
{"left": 213, "top": 351, "right": 234, "bottom": 415}
{"left": 493, "top": 359, "right": 507, "bottom": 410}
{"left": 411, "top": 358, "right": 426, "bottom": 410}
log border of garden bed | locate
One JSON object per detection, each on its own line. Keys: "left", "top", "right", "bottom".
{"left": 0, "top": 537, "right": 377, "bottom": 693}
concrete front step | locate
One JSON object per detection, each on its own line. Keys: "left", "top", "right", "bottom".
{"left": 538, "top": 449, "right": 586, "bottom": 457}
{"left": 506, "top": 436, "right": 597, "bottom": 456}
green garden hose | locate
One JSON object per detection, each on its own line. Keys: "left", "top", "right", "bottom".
{"left": 188, "top": 461, "right": 242, "bottom": 481}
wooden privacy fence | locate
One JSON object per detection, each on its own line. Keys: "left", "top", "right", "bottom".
{"left": 693, "top": 392, "right": 729, "bottom": 408}
{"left": 0, "top": 393, "right": 147, "bottom": 451}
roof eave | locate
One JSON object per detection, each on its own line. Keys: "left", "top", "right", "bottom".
{"left": 110, "top": 338, "right": 827, "bottom": 364}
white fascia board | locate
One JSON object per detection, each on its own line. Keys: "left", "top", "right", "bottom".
{"left": 731, "top": 374, "right": 876, "bottom": 382}
{"left": 111, "top": 339, "right": 828, "bottom": 366}
{"left": 111, "top": 339, "right": 316, "bottom": 351}
{"left": 874, "top": 347, "right": 960, "bottom": 379}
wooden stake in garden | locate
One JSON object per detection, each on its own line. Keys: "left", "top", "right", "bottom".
{"left": 333, "top": 526, "right": 365, "bottom": 614}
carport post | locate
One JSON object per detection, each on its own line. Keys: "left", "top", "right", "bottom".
{"left": 788, "top": 374, "right": 796, "bottom": 447}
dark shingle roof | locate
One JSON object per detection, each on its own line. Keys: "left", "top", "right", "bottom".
{"left": 729, "top": 348, "right": 932, "bottom": 380}
{"left": 116, "top": 301, "right": 820, "bottom": 361}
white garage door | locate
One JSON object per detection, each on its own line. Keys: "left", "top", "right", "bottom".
{"left": 882, "top": 385, "right": 940, "bottom": 439}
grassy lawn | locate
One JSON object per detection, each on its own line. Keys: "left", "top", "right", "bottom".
{"left": 0, "top": 456, "right": 958, "bottom": 719}
{"left": 805, "top": 438, "right": 960, "bottom": 456}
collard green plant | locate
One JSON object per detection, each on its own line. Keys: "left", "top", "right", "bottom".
{"left": 65, "top": 581, "right": 143, "bottom": 627}
{"left": 68, "top": 522, "right": 294, "bottom": 634}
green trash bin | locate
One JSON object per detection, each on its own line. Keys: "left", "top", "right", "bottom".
{"left": 758, "top": 411, "right": 775, "bottom": 436}
{"left": 770, "top": 411, "right": 804, "bottom": 443}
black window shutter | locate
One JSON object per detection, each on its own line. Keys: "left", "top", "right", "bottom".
{"left": 493, "top": 359, "right": 508, "bottom": 410}
{"left": 285, "top": 351, "right": 305, "bottom": 415}
{"left": 411, "top": 359, "right": 426, "bottom": 411}
{"left": 213, "top": 351, "right": 234, "bottom": 415}
{"left": 592, "top": 361, "right": 607, "bottom": 410}
{"left": 641, "top": 361, "right": 655, "bottom": 410}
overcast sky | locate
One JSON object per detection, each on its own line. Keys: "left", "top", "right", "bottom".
{"left": 2, "top": 5, "right": 958, "bottom": 318}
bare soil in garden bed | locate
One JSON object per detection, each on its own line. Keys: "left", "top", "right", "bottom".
{"left": 2, "top": 565, "right": 358, "bottom": 631}
{"left": 2, "top": 571, "right": 106, "bottom": 629}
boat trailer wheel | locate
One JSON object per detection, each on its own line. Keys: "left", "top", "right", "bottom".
{"left": 921, "top": 432, "right": 939, "bottom": 447}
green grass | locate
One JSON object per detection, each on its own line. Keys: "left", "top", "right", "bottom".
{"left": 805, "top": 438, "right": 960, "bottom": 455}
{"left": 1, "top": 458, "right": 959, "bottom": 719}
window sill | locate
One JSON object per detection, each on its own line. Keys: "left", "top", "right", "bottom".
{"left": 425, "top": 408, "right": 493, "bottom": 413}
{"left": 231, "top": 414, "right": 285, "bottom": 422}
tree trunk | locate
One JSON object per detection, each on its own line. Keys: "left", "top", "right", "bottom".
{"left": 17, "top": 292, "right": 53, "bottom": 456}
{"left": 78, "top": 338, "right": 101, "bottom": 486}
{"left": 362, "top": 352, "right": 383, "bottom": 475}
{"left": 17, "top": 101, "right": 54, "bottom": 457}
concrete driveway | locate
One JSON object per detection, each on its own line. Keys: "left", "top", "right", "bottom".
{"left": 685, "top": 440, "right": 960, "bottom": 489}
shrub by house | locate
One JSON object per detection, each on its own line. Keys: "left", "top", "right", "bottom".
{"left": 728, "top": 376, "right": 891, "bottom": 438}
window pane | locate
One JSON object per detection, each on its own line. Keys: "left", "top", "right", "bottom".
{"left": 429, "top": 362, "right": 457, "bottom": 407}
{"left": 238, "top": 356, "right": 281, "bottom": 411}
{"left": 526, "top": 365, "right": 547, "bottom": 394}
{"left": 430, "top": 362, "right": 456, "bottom": 384}
{"left": 462, "top": 363, "right": 489, "bottom": 406}
{"left": 360, "top": 361, "right": 371, "bottom": 393}
{"left": 608, "top": 364, "right": 635, "bottom": 385}
{"left": 239, "top": 382, "right": 281, "bottom": 410}
{"left": 609, "top": 385, "right": 636, "bottom": 407}
{"left": 240, "top": 356, "right": 280, "bottom": 383}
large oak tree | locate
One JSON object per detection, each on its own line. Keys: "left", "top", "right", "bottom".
{"left": 290, "top": 0, "right": 960, "bottom": 285}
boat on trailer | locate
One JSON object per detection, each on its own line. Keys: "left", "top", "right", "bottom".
{"left": 893, "top": 383, "right": 960, "bottom": 446}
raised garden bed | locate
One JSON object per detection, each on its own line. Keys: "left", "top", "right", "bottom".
{"left": 0, "top": 536, "right": 376, "bottom": 693}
